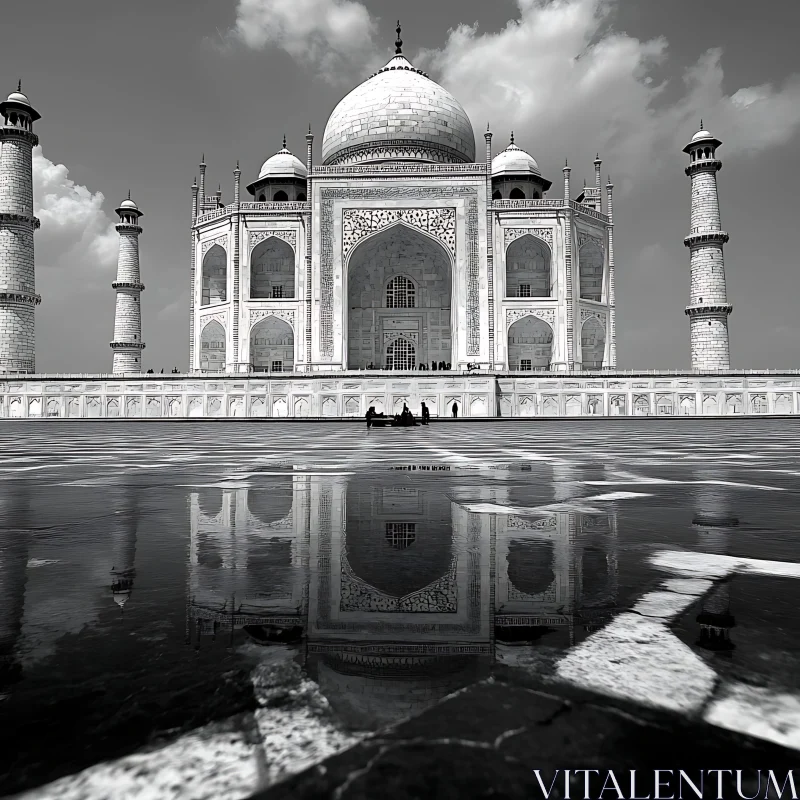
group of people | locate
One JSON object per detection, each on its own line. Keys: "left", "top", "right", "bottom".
{"left": 365, "top": 362, "right": 452, "bottom": 371}
{"left": 366, "top": 402, "right": 433, "bottom": 428}
{"left": 145, "top": 368, "right": 181, "bottom": 374}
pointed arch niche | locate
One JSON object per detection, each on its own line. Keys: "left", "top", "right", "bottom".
{"left": 200, "top": 319, "right": 226, "bottom": 372}
{"left": 346, "top": 223, "right": 452, "bottom": 370}
{"left": 250, "top": 237, "right": 295, "bottom": 299}
{"left": 581, "top": 316, "right": 606, "bottom": 369}
{"left": 579, "top": 239, "right": 604, "bottom": 302}
{"left": 506, "top": 234, "right": 552, "bottom": 298}
{"left": 508, "top": 315, "right": 554, "bottom": 370}
{"left": 250, "top": 315, "right": 294, "bottom": 372}
{"left": 202, "top": 244, "right": 227, "bottom": 306}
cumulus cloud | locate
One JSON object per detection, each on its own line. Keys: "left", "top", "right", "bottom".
{"left": 417, "top": 0, "right": 800, "bottom": 188}
{"left": 33, "top": 146, "right": 117, "bottom": 280}
{"left": 231, "top": 0, "right": 382, "bottom": 84}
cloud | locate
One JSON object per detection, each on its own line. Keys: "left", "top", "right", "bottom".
{"left": 33, "top": 146, "right": 118, "bottom": 282}
{"left": 231, "top": 0, "right": 382, "bottom": 85}
{"left": 409, "top": 0, "right": 800, "bottom": 189}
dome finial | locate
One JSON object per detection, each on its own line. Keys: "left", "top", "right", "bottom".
{"left": 127, "top": 189, "right": 131, "bottom": 201}
{"left": 395, "top": 20, "right": 403, "bottom": 54}
{"left": 282, "top": 134, "right": 287, "bottom": 149}
{"left": 17, "top": 79, "right": 22, "bottom": 92}
{"left": 510, "top": 131, "right": 515, "bottom": 145}
{"left": 700, "top": 118, "right": 703, "bottom": 129}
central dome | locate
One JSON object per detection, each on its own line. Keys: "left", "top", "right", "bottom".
{"left": 322, "top": 54, "right": 476, "bottom": 166}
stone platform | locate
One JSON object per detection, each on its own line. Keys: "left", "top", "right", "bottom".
{"left": 2, "top": 369, "right": 800, "bottom": 419}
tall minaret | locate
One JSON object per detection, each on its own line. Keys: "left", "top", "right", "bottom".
{"left": 0, "top": 82, "right": 42, "bottom": 374}
{"left": 110, "top": 193, "right": 145, "bottom": 373}
{"left": 683, "top": 124, "right": 732, "bottom": 371}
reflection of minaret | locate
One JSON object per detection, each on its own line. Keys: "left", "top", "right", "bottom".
{"left": 0, "top": 485, "right": 31, "bottom": 690}
{"left": 110, "top": 488, "right": 140, "bottom": 609}
{"left": 693, "top": 481, "right": 737, "bottom": 651}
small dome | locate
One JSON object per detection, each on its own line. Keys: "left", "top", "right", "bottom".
{"left": 492, "top": 139, "right": 541, "bottom": 177}
{"left": 6, "top": 90, "right": 31, "bottom": 106}
{"left": 258, "top": 146, "right": 307, "bottom": 180}
{"left": 112, "top": 589, "right": 131, "bottom": 608}
{"left": 691, "top": 129, "right": 713, "bottom": 142}
{"left": 119, "top": 198, "right": 138, "bottom": 210}
{"left": 322, "top": 54, "right": 476, "bottom": 166}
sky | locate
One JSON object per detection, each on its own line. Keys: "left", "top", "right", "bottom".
{"left": 3, "top": 0, "right": 800, "bottom": 373}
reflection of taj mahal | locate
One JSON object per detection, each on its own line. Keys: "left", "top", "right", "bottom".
{"left": 187, "top": 475, "right": 618, "bottom": 725}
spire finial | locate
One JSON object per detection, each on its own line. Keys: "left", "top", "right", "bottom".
{"left": 201, "top": 153, "right": 205, "bottom": 165}
{"left": 395, "top": 20, "right": 403, "bottom": 54}
{"left": 235, "top": 159, "right": 240, "bottom": 170}
{"left": 308, "top": 123, "right": 312, "bottom": 135}
{"left": 282, "top": 134, "right": 287, "bottom": 149}
{"left": 595, "top": 152, "right": 601, "bottom": 161}
{"left": 127, "top": 189, "right": 131, "bottom": 200}
{"left": 564, "top": 158, "right": 569, "bottom": 168}
{"left": 17, "top": 79, "right": 22, "bottom": 92}
{"left": 487, "top": 122, "right": 490, "bottom": 132}
{"left": 700, "top": 118, "right": 703, "bottom": 129}
{"left": 510, "top": 131, "right": 515, "bottom": 145}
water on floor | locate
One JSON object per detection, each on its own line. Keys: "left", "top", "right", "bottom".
{"left": 2, "top": 419, "right": 800, "bottom": 798}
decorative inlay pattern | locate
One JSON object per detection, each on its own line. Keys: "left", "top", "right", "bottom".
{"left": 383, "top": 331, "right": 418, "bottom": 344}
{"left": 249, "top": 309, "right": 295, "bottom": 330}
{"left": 580, "top": 308, "right": 607, "bottom": 324}
{"left": 504, "top": 227, "right": 553, "bottom": 248}
{"left": 248, "top": 229, "right": 297, "bottom": 252}
{"left": 506, "top": 308, "right": 556, "bottom": 328}
{"left": 342, "top": 208, "right": 456, "bottom": 258}
{"left": 578, "top": 232, "right": 604, "bottom": 249}
{"left": 507, "top": 516, "right": 557, "bottom": 529}
{"left": 320, "top": 187, "right": 480, "bottom": 359}
{"left": 199, "top": 311, "right": 227, "bottom": 329}
{"left": 201, "top": 235, "right": 227, "bottom": 257}
{"left": 340, "top": 555, "right": 458, "bottom": 613}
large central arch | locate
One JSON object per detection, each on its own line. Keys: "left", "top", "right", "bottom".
{"left": 346, "top": 224, "right": 453, "bottom": 370}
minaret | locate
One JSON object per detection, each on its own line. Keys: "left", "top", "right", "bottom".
{"left": 110, "top": 193, "right": 145, "bottom": 373}
{"left": 485, "top": 123, "right": 494, "bottom": 369}
{"left": 563, "top": 160, "right": 575, "bottom": 370}
{"left": 683, "top": 123, "right": 732, "bottom": 371}
{"left": 0, "top": 82, "right": 42, "bottom": 374}
{"left": 110, "top": 488, "right": 139, "bottom": 610}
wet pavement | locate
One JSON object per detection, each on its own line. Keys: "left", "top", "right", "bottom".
{"left": 1, "top": 419, "right": 800, "bottom": 798}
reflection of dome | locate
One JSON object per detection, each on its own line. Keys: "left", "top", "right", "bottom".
{"left": 322, "top": 54, "right": 476, "bottom": 166}
{"left": 112, "top": 589, "right": 131, "bottom": 608}
{"left": 492, "top": 140, "right": 541, "bottom": 177}
{"left": 258, "top": 146, "right": 307, "bottom": 180}
{"left": 507, "top": 539, "right": 555, "bottom": 596}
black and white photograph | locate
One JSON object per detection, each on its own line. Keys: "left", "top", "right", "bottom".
{"left": 1, "top": 1, "right": 800, "bottom": 797}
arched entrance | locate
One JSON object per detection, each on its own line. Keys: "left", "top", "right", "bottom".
{"left": 200, "top": 320, "right": 226, "bottom": 372}
{"left": 506, "top": 235, "right": 551, "bottom": 298}
{"left": 249, "top": 316, "right": 294, "bottom": 372}
{"left": 347, "top": 224, "right": 452, "bottom": 370}
{"left": 202, "top": 244, "right": 227, "bottom": 306}
{"left": 250, "top": 237, "right": 295, "bottom": 299}
{"left": 385, "top": 336, "right": 415, "bottom": 370}
{"left": 507, "top": 316, "right": 553, "bottom": 370}
{"left": 581, "top": 317, "right": 605, "bottom": 369}
{"left": 579, "top": 240, "right": 603, "bottom": 301}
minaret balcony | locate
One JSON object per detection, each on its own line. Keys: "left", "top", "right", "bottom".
{"left": 110, "top": 341, "right": 146, "bottom": 350}
{"left": 685, "top": 303, "right": 733, "bottom": 317}
{"left": 685, "top": 160, "right": 722, "bottom": 177}
{"left": 114, "top": 223, "right": 142, "bottom": 234}
{"left": 112, "top": 281, "right": 145, "bottom": 291}
{"left": 0, "top": 290, "right": 41, "bottom": 306}
{"left": 683, "top": 230, "right": 729, "bottom": 248}
{"left": 0, "top": 212, "right": 40, "bottom": 229}
{"left": 0, "top": 126, "right": 38, "bottom": 146}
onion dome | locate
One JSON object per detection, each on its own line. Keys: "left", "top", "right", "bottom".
{"left": 492, "top": 134, "right": 542, "bottom": 178}
{"left": 0, "top": 80, "right": 41, "bottom": 122}
{"left": 258, "top": 139, "right": 308, "bottom": 180}
{"left": 321, "top": 23, "right": 475, "bottom": 166}
{"left": 684, "top": 120, "right": 722, "bottom": 153}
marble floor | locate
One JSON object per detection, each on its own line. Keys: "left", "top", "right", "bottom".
{"left": 1, "top": 418, "right": 800, "bottom": 799}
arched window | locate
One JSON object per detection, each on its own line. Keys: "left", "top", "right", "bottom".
{"left": 297, "top": 192, "right": 307, "bottom": 201}
{"left": 492, "top": 189, "right": 501, "bottom": 200}
{"left": 250, "top": 237, "right": 295, "bottom": 299}
{"left": 507, "top": 316, "right": 553, "bottom": 370}
{"left": 386, "top": 337, "right": 416, "bottom": 370}
{"left": 579, "top": 240, "right": 604, "bottom": 301}
{"left": 581, "top": 317, "right": 605, "bottom": 369}
{"left": 273, "top": 190, "right": 288, "bottom": 201}
{"left": 200, "top": 320, "right": 226, "bottom": 372}
{"left": 506, "top": 235, "right": 551, "bottom": 298}
{"left": 386, "top": 275, "right": 415, "bottom": 308}
{"left": 258, "top": 193, "right": 266, "bottom": 201}
{"left": 249, "top": 316, "right": 294, "bottom": 373}
{"left": 201, "top": 244, "right": 227, "bottom": 306}
{"left": 509, "top": 188, "right": 526, "bottom": 199}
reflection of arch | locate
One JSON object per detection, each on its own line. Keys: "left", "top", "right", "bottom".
{"left": 581, "top": 317, "right": 605, "bottom": 369}
{"left": 506, "top": 235, "right": 551, "bottom": 298}
{"left": 202, "top": 244, "right": 227, "bottom": 306}
{"left": 507, "top": 539, "right": 555, "bottom": 597}
{"left": 250, "top": 237, "right": 295, "bottom": 299}
{"left": 347, "top": 224, "right": 452, "bottom": 370}
{"left": 247, "top": 484, "right": 293, "bottom": 527}
{"left": 508, "top": 315, "right": 553, "bottom": 370}
{"left": 249, "top": 316, "right": 293, "bottom": 372}
{"left": 200, "top": 320, "right": 226, "bottom": 372}
{"left": 386, "top": 337, "right": 415, "bottom": 371}
{"left": 579, "top": 240, "right": 603, "bottom": 301}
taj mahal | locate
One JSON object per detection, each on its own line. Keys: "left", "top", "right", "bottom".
{"left": 2, "top": 26, "right": 800, "bottom": 419}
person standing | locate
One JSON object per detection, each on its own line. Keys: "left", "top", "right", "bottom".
{"left": 452, "top": 401, "right": 458, "bottom": 418}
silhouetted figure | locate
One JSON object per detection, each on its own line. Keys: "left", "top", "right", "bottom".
{"left": 366, "top": 406, "right": 375, "bottom": 429}
{"left": 421, "top": 402, "right": 430, "bottom": 424}
{"left": 418, "top": 362, "right": 425, "bottom": 370}
{"left": 452, "top": 401, "right": 459, "bottom": 418}
{"left": 446, "top": 362, "right": 451, "bottom": 370}
{"left": 146, "top": 369, "right": 154, "bottom": 374}
{"left": 160, "top": 368, "right": 164, "bottom": 374}
{"left": 431, "top": 361, "right": 437, "bottom": 371}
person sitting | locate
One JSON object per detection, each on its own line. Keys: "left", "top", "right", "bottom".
{"left": 365, "top": 406, "right": 375, "bottom": 429}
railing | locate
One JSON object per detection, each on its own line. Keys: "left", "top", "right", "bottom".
{"left": 239, "top": 202, "right": 311, "bottom": 212}
{"left": 311, "top": 163, "right": 488, "bottom": 176}
{"left": 492, "top": 199, "right": 565, "bottom": 210}
{"left": 569, "top": 200, "right": 610, "bottom": 223}
{"left": 195, "top": 207, "right": 229, "bottom": 225}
